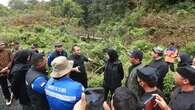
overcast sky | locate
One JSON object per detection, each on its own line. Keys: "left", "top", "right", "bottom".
{"left": 0, "top": 0, "right": 50, "bottom": 6}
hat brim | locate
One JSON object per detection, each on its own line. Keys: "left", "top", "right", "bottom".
{"left": 50, "top": 61, "right": 73, "bottom": 78}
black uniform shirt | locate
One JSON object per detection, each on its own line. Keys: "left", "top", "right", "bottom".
{"left": 149, "top": 58, "right": 169, "bottom": 90}
{"left": 169, "top": 87, "right": 195, "bottom": 110}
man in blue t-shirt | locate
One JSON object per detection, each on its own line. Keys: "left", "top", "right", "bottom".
{"left": 45, "top": 56, "right": 84, "bottom": 110}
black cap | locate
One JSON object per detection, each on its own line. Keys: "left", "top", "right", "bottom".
{"left": 128, "top": 49, "right": 143, "bottom": 60}
{"left": 137, "top": 65, "right": 158, "bottom": 86}
{"left": 31, "top": 53, "right": 44, "bottom": 65}
{"left": 176, "top": 66, "right": 195, "bottom": 85}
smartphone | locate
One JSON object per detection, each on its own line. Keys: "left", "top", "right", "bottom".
{"left": 85, "top": 87, "right": 105, "bottom": 110}
{"left": 144, "top": 96, "right": 158, "bottom": 110}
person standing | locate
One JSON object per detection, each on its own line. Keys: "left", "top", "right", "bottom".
{"left": 10, "top": 50, "right": 32, "bottom": 109}
{"left": 45, "top": 56, "right": 84, "bottom": 110}
{"left": 154, "top": 66, "right": 195, "bottom": 110}
{"left": 164, "top": 43, "right": 178, "bottom": 72}
{"left": 31, "top": 44, "right": 39, "bottom": 53}
{"left": 103, "top": 48, "right": 124, "bottom": 100}
{"left": 137, "top": 65, "right": 165, "bottom": 110}
{"left": 126, "top": 49, "right": 145, "bottom": 98}
{"left": 69, "top": 45, "right": 91, "bottom": 88}
{"left": 0, "top": 41, "right": 13, "bottom": 105}
{"left": 26, "top": 53, "right": 50, "bottom": 110}
{"left": 192, "top": 56, "right": 195, "bottom": 68}
{"left": 149, "top": 47, "right": 169, "bottom": 91}
{"left": 177, "top": 52, "right": 192, "bottom": 67}
{"left": 11, "top": 41, "right": 21, "bottom": 55}
{"left": 48, "top": 41, "right": 68, "bottom": 67}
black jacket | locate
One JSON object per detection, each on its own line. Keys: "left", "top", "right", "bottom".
{"left": 103, "top": 60, "right": 124, "bottom": 89}
{"left": 10, "top": 50, "right": 32, "bottom": 105}
{"left": 69, "top": 54, "right": 89, "bottom": 87}
{"left": 10, "top": 64, "right": 31, "bottom": 105}
{"left": 169, "top": 87, "right": 195, "bottom": 110}
{"left": 149, "top": 58, "right": 169, "bottom": 90}
{"left": 26, "top": 67, "right": 49, "bottom": 110}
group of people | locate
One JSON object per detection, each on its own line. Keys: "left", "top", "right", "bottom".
{"left": 0, "top": 40, "right": 195, "bottom": 110}
{"left": 0, "top": 40, "right": 91, "bottom": 110}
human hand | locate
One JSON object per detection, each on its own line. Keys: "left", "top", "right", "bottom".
{"left": 103, "top": 101, "right": 111, "bottom": 110}
{"left": 0, "top": 67, "right": 9, "bottom": 73}
{"left": 71, "top": 66, "right": 80, "bottom": 72}
{"left": 153, "top": 94, "right": 171, "bottom": 110}
{"left": 73, "top": 93, "right": 87, "bottom": 110}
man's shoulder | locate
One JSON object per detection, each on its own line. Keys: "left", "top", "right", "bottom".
{"left": 1, "top": 49, "right": 11, "bottom": 54}
{"left": 50, "top": 51, "right": 57, "bottom": 56}
{"left": 130, "top": 64, "right": 144, "bottom": 76}
{"left": 134, "top": 64, "right": 145, "bottom": 70}
{"left": 26, "top": 67, "right": 46, "bottom": 79}
{"left": 67, "top": 78, "right": 84, "bottom": 91}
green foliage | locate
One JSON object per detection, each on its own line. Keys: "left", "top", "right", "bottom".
{"left": 122, "top": 6, "right": 146, "bottom": 27}
{"left": 50, "top": 0, "right": 83, "bottom": 18}
{"left": 129, "top": 27, "right": 146, "bottom": 36}
{"left": 1, "top": 0, "right": 195, "bottom": 101}
{"left": 8, "top": 0, "right": 27, "bottom": 10}
{"left": 182, "top": 42, "right": 195, "bottom": 55}
{"left": 163, "top": 72, "right": 174, "bottom": 101}
{"left": 131, "top": 40, "right": 154, "bottom": 51}
{"left": 0, "top": 6, "right": 12, "bottom": 16}
{"left": 63, "top": 0, "right": 83, "bottom": 17}
{"left": 88, "top": 73, "right": 103, "bottom": 87}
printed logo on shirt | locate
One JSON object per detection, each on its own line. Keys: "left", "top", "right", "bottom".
{"left": 48, "top": 85, "right": 67, "bottom": 93}
{"left": 40, "top": 81, "right": 46, "bottom": 87}
{"left": 45, "top": 90, "right": 76, "bottom": 102}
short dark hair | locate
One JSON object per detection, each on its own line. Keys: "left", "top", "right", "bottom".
{"left": 72, "top": 44, "right": 80, "bottom": 52}
{"left": 31, "top": 53, "right": 44, "bottom": 66}
{"left": 176, "top": 66, "right": 195, "bottom": 86}
{"left": 13, "top": 41, "right": 19, "bottom": 45}
{"left": 113, "top": 87, "right": 142, "bottom": 110}
{"left": 170, "top": 42, "right": 175, "bottom": 46}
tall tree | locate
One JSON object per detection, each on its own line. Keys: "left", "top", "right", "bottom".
{"left": 8, "top": 0, "right": 27, "bottom": 10}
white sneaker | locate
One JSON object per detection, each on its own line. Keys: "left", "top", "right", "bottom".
{"left": 5, "top": 99, "right": 11, "bottom": 106}
{"left": 5, "top": 93, "right": 13, "bottom": 106}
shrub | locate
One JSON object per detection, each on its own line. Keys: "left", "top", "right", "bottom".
{"left": 182, "top": 41, "right": 195, "bottom": 55}
{"left": 88, "top": 73, "right": 103, "bottom": 88}
{"left": 131, "top": 40, "right": 154, "bottom": 51}
{"left": 163, "top": 72, "right": 174, "bottom": 101}
{"left": 129, "top": 27, "right": 146, "bottom": 36}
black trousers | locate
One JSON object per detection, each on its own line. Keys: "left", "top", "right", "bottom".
{"left": 0, "top": 76, "right": 11, "bottom": 100}
{"left": 104, "top": 87, "right": 115, "bottom": 101}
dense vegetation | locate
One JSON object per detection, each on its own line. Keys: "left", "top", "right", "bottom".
{"left": 1, "top": 0, "right": 195, "bottom": 99}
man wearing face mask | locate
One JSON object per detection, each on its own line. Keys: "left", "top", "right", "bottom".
{"left": 69, "top": 45, "right": 91, "bottom": 88}
{"left": 26, "top": 53, "right": 49, "bottom": 110}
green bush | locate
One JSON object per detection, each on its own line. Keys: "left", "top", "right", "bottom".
{"left": 129, "top": 27, "right": 146, "bottom": 36}
{"left": 182, "top": 41, "right": 195, "bottom": 55}
{"left": 88, "top": 73, "right": 103, "bottom": 88}
{"left": 163, "top": 72, "right": 174, "bottom": 101}
{"left": 131, "top": 40, "right": 154, "bottom": 51}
